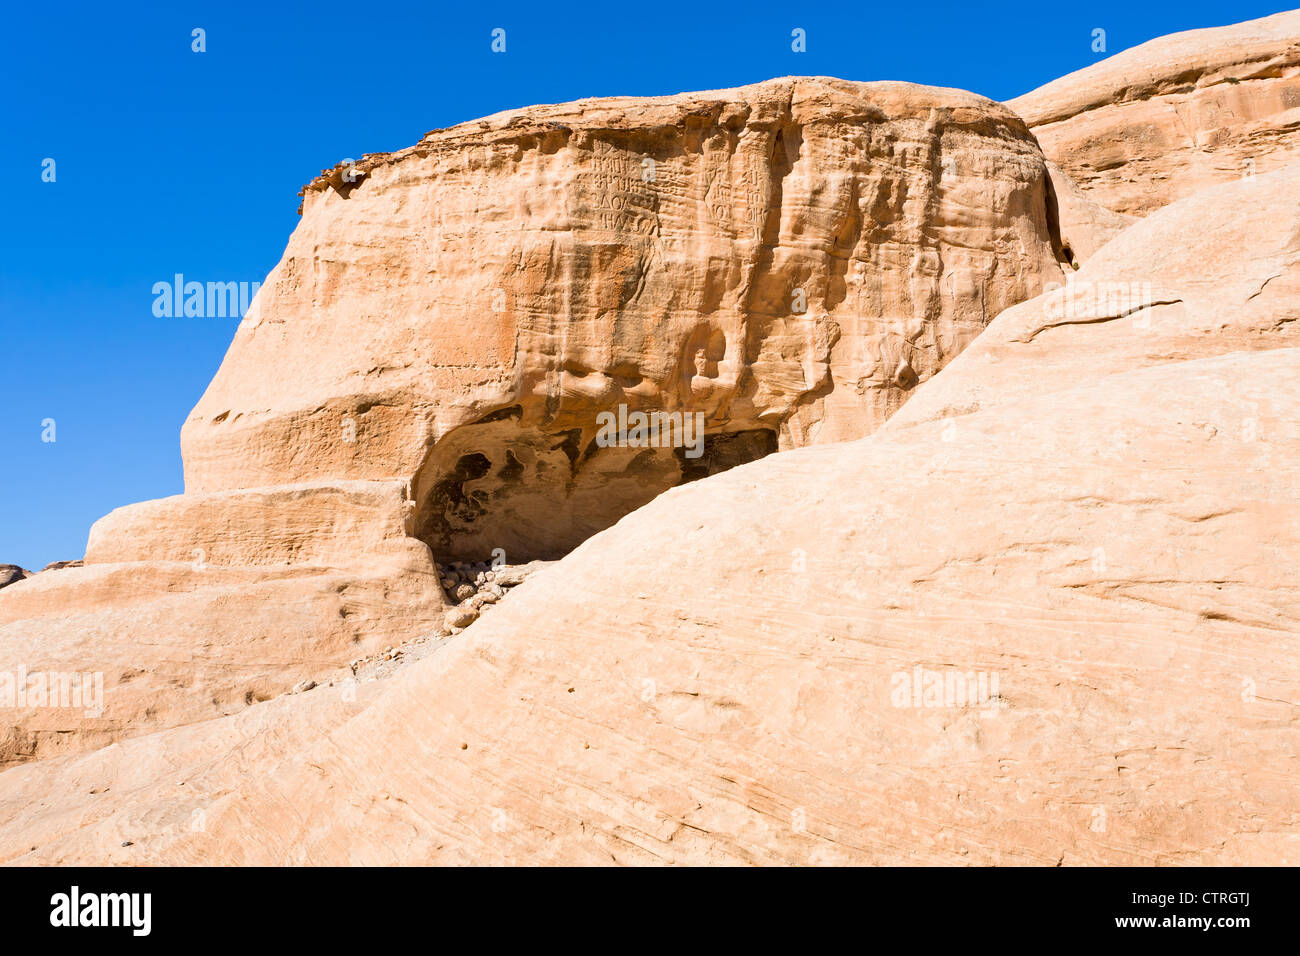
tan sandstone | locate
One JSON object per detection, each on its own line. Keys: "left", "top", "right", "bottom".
{"left": 184, "top": 77, "right": 1062, "bottom": 560}
{"left": 1009, "top": 10, "right": 1300, "bottom": 216}
{"left": 1, "top": 163, "right": 1294, "bottom": 865}
{"left": 0, "top": 78, "right": 1065, "bottom": 766}
{"left": 1043, "top": 160, "right": 1135, "bottom": 264}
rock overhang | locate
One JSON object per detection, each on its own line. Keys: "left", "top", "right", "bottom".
{"left": 179, "top": 75, "right": 1066, "bottom": 564}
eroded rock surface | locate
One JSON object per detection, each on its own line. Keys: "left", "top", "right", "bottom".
{"left": 0, "top": 78, "right": 1063, "bottom": 767}
{"left": 1008, "top": 10, "right": 1300, "bottom": 216}
{"left": 185, "top": 77, "right": 1062, "bottom": 560}
{"left": 1044, "top": 161, "right": 1135, "bottom": 264}
{"left": 0, "top": 566, "right": 29, "bottom": 591}
{"left": 2, "top": 167, "right": 1295, "bottom": 865}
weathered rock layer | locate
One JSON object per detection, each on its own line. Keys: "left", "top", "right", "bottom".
{"left": 1009, "top": 10, "right": 1300, "bottom": 216}
{"left": 2, "top": 165, "right": 1296, "bottom": 865}
{"left": 185, "top": 77, "right": 1062, "bottom": 560}
{"left": 0, "top": 78, "right": 1064, "bottom": 766}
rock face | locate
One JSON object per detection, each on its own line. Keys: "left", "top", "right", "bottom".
{"left": 2, "top": 166, "right": 1294, "bottom": 865}
{"left": 1043, "top": 161, "right": 1135, "bottom": 265}
{"left": 889, "top": 165, "right": 1300, "bottom": 431}
{"left": 0, "top": 478, "right": 444, "bottom": 768}
{"left": 1008, "top": 10, "right": 1300, "bottom": 216}
{"left": 0, "top": 566, "right": 29, "bottom": 591}
{"left": 183, "top": 77, "right": 1061, "bottom": 562}
{"left": 0, "top": 558, "right": 443, "bottom": 768}
{"left": 40, "top": 560, "right": 83, "bottom": 572}
{"left": 0, "top": 78, "right": 1062, "bottom": 768}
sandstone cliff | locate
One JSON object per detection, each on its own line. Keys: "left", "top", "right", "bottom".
{"left": 4, "top": 15, "right": 1298, "bottom": 863}
{"left": 0, "top": 78, "right": 1065, "bottom": 767}
{"left": 2, "top": 164, "right": 1295, "bottom": 865}
{"left": 184, "top": 77, "right": 1062, "bottom": 561}
{"left": 1008, "top": 9, "right": 1300, "bottom": 216}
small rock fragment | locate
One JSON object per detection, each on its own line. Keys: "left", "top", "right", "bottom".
{"left": 445, "top": 605, "right": 480, "bottom": 629}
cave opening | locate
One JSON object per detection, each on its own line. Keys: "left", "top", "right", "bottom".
{"left": 409, "top": 415, "right": 778, "bottom": 566}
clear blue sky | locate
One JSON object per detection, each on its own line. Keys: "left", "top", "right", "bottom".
{"left": 0, "top": 0, "right": 1287, "bottom": 570}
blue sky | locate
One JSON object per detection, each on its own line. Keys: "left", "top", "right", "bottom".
{"left": 0, "top": 0, "right": 1287, "bottom": 570}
